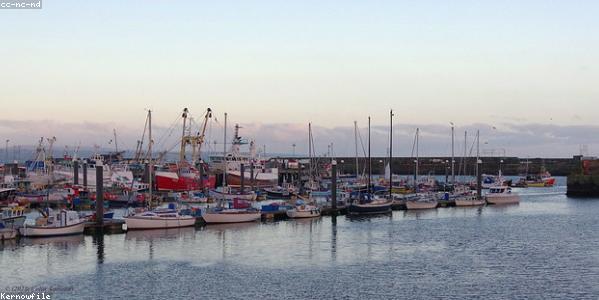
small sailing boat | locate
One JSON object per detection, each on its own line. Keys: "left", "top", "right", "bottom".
{"left": 202, "top": 112, "right": 262, "bottom": 224}
{"left": 124, "top": 208, "right": 196, "bottom": 230}
{"left": 124, "top": 110, "right": 197, "bottom": 230}
{"left": 286, "top": 199, "right": 321, "bottom": 219}
{"left": 202, "top": 206, "right": 262, "bottom": 224}
{"left": 455, "top": 130, "right": 485, "bottom": 206}
{"left": 406, "top": 128, "right": 438, "bottom": 210}
{"left": 348, "top": 114, "right": 392, "bottom": 215}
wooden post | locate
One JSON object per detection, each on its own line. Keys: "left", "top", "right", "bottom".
{"left": 73, "top": 161, "right": 79, "bottom": 185}
{"left": 331, "top": 160, "right": 337, "bottom": 211}
{"left": 198, "top": 162, "right": 204, "bottom": 190}
{"left": 83, "top": 162, "right": 87, "bottom": 187}
{"left": 477, "top": 159, "right": 482, "bottom": 200}
{"left": 250, "top": 163, "right": 255, "bottom": 191}
{"left": 240, "top": 163, "right": 245, "bottom": 194}
{"left": 96, "top": 166, "right": 104, "bottom": 225}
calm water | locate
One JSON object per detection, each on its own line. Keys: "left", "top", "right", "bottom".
{"left": 2, "top": 178, "right": 599, "bottom": 299}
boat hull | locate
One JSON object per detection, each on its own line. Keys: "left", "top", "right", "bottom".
{"left": 286, "top": 208, "right": 321, "bottom": 218}
{"left": 405, "top": 200, "right": 438, "bottom": 210}
{"left": 19, "top": 221, "right": 85, "bottom": 237}
{"left": 202, "top": 212, "right": 261, "bottom": 224}
{"left": 486, "top": 195, "right": 520, "bottom": 205}
{"left": 455, "top": 198, "right": 486, "bottom": 207}
{"left": 155, "top": 172, "right": 216, "bottom": 192}
{"left": 0, "top": 228, "right": 17, "bottom": 240}
{"left": 124, "top": 216, "right": 196, "bottom": 230}
{"left": 348, "top": 202, "right": 392, "bottom": 214}
{"left": 227, "top": 172, "right": 277, "bottom": 188}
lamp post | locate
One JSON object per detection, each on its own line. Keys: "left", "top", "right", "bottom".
{"left": 292, "top": 143, "right": 296, "bottom": 156}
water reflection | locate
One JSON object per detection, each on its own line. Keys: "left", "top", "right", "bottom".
{"left": 331, "top": 215, "right": 337, "bottom": 262}
{"left": 124, "top": 227, "right": 196, "bottom": 241}
{"left": 92, "top": 233, "right": 105, "bottom": 264}
{"left": 20, "top": 234, "right": 85, "bottom": 248}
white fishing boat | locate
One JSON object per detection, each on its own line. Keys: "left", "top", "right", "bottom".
{"left": 452, "top": 185, "right": 485, "bottom": 207}
{"left": 454, "top": 193, "right": 486, "bottom": 206}
{"left": 486, "top": 186, "right": 520, "bottom": 205}
{"left": 202, "top": 207, "right": 261, "bottom": 224}
{"left": 286, "top": 200, "right": 321, "bottom": 218}
{"left": 124, "top": 208, "right": 196, "bottom": 230}
{"left": 19, "top": 209, "right": 85, "bottom": 237}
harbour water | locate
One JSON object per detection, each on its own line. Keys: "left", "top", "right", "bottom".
{"left": 2, "top": 179, "right": 599, "bottom": 299}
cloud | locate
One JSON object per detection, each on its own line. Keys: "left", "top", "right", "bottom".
{"left": 0, "top": 119, "right": 594, "bottom": 158}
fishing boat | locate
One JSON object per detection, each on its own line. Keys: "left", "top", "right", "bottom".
{"left": 0, "top": 204, "right": 26, "bottom": 229}
{"left": 286, "top": 199, "right": 320, "bottom": 218}
{"left": 526, "top": 171, "right": 556, "bottom": 187}
{"left": 202, "top": 207, "right": 261, "bottom": 224}
{"left": 486, "top": 186, "right": 519, "bottom": 205}
{"left": 19, "top": 209, "right": 85, "bottom": 237}
{"left": 124, "top": 208, "right": 196, "bottom": 230}
{"left": 454, "top": 192, "right": 485, "bottom": 206}
{"left": 155, "top": 108, "right": 216, "bottom": 192}
{"left": 210, "top": 124, "right": 278, "bottom": 188}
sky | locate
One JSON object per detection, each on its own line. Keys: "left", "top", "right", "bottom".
{"left": 1, "top": 1, "right": 598, "bottom": 157}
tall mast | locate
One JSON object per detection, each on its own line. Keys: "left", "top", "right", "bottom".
{"left": 416, "top": 128, "right": 419, "bottom": 189}
{"left": 389, "top": 110, "right": 393, "bottom": 199}
{"left": 113, "top": 129, "right": 119, "bottom": 153}
{"left": 368, "top": 116, "right": 371, "bottom": 195}
{"left": 354, "top": 121, "right": 358, "bottom": 179}
{"left": 148, "top": 109, "right": 153, "bottom": 208}
{"left": 476, "top": 130, "right": 480, "bottom": 178}
{"left": 180, "top": 108, "right": 189, "bottom": 162}
{"left": 463, "top": 130, "right": 467, "bottom": 177}
{"left": 308, "top": 123, "right": 313, "bottom": 186}
{"left": 223, "top": 112, "right": 228, "bottom": 187}
{"left": 451, "top": 123, "right": 455, "bottom": 184}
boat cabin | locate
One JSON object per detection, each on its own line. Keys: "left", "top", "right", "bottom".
{"left": 488, "top": 186, "right": 512, "bottom": 194}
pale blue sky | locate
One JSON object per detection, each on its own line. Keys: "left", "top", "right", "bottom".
{"left": 1, "top": 1, "right": 599, "bottom": 156}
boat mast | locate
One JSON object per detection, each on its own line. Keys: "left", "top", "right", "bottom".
{"left": 354, "top": 121, "right": 359, "bottom": 179}
{"left": 308, "top": 123, "right": 313, "bottom": 188}
{"left": 223, "top": 113, "right": 228, "bottom": 187}
{"left": 180, "top": 108, "right": 189, "bottom": 163}
{"left": 415, "top": 128, "right": 419, "bottom": 192}
{"left": 463, "top": 130, "right": 467, "bottom": 177}
{"left": 148, "top": 109, "right": 153, "bottom": 209}
{"left": 368, "top": 116, "right": 371, "bottom": 195}
{"left": 389, "top": 110, "right": 393, "bottom": 199}
{"left": 113, "top": 129, "right": 119, "bottom": 153}
{"left": 476, "top": 129, "right": 480, "bottom": 180}
{"left": 451, "top": 123, "right": 455, "bottom": 184}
